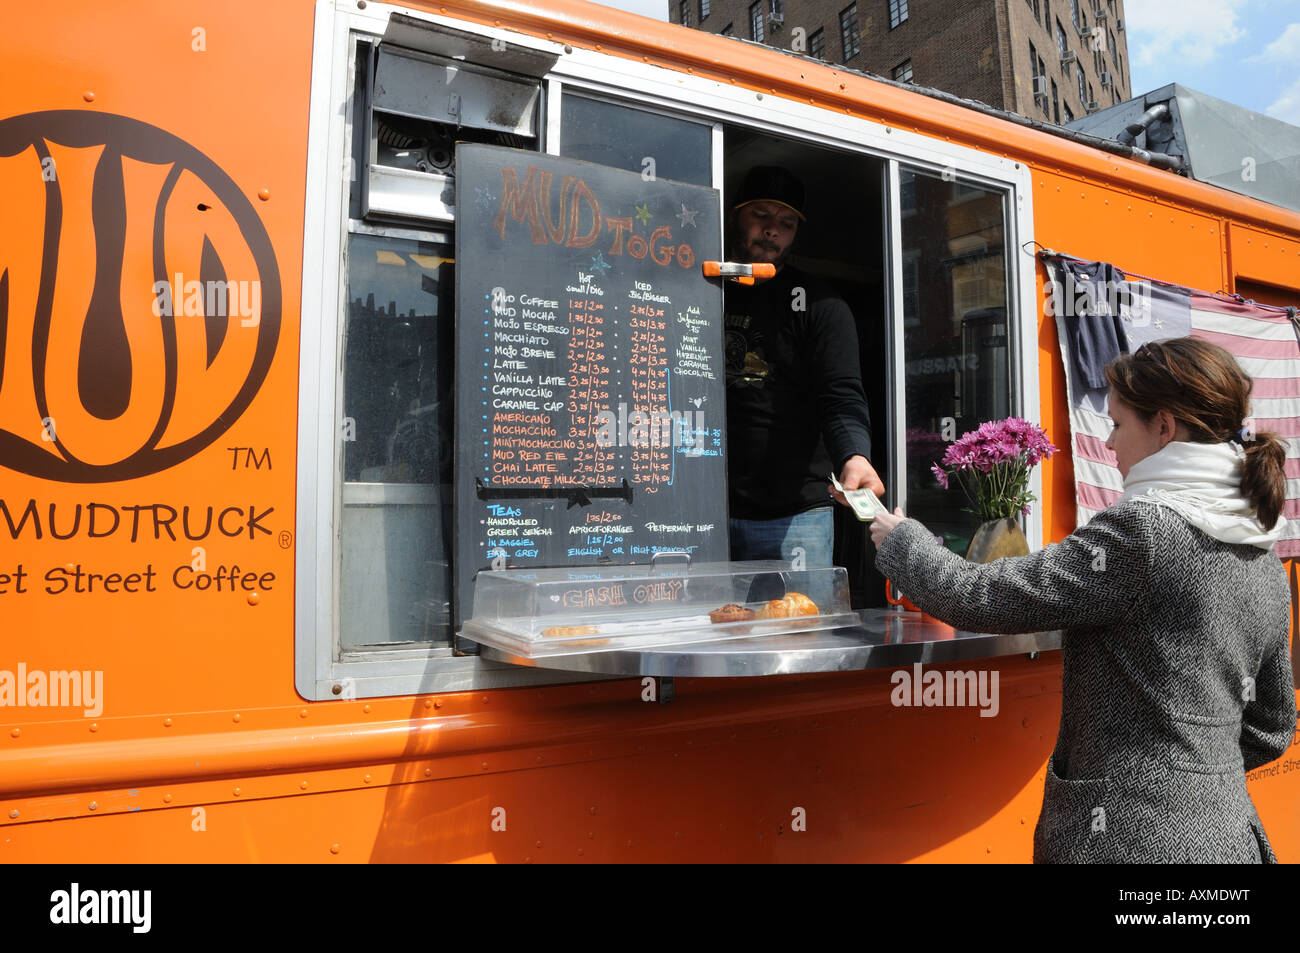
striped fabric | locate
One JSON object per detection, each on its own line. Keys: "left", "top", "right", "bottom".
{"left": 1045, "top": 256, "right": 1300, "bottom": 558}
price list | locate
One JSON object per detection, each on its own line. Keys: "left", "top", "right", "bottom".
{"left": 454, "top": 144, "right": 728, "bottom": 634}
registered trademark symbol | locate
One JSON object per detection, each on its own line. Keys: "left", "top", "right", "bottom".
{"left": 278, "top": 531, "right": 293, "bottom": 549}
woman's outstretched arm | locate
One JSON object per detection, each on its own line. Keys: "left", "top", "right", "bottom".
{"left": 874, "top": 501, "right": 1151, "bottom": 634}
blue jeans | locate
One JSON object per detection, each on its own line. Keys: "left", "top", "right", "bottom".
{"left": 729, "top": 508, "right": 834, "bottom": 608}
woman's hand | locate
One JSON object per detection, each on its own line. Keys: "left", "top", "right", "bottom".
{"left": 870, "top": 507, "right": 907, "bottom": 548}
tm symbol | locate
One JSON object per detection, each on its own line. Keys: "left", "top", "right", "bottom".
{"left": 228, "top": 447, "right": 272, "bottom": 470}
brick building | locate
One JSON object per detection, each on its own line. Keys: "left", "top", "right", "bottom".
{"left": 669, "top": 0, "right": 1133, "bottom": 123}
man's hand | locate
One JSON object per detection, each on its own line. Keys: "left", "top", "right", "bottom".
{"left": 830, "top": 454, "right": 885, "bottom": 505}
{"left": 870, "top": 507, "right": 906, "bottom": 548}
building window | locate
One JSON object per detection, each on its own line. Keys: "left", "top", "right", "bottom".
{"left": 841, "top": 4, "right": 860, "bottom": 59}
{"left": 1044, "top": 0, "right": 1051, "bottom": 29}
{"left": 721, "top": 21, "right": 733, "bottom": 35}
{"left": 889, "top": 0, "right": 909, "bottom": 30}
{"left": 1064, "top": 102, "right": 1075, "bottom": 123}
{"left": 1088, "top": 80, "right": 1095, "bottom": 107}
{"left": 1051, "top": 79, "right": 1060, "bottom": 123}
{"left": 678, "top": 0, "right": 690, "bottom": 27}
{"left": 1110, "top": 29, "right": 1118, "bottom": 65}
{"left": 1056, "top": 20, "right": 1068, "bottom": 55}
{"left": 770, "top": 0, "right": 784, "bottom": 17}
{"left": 1026, "top": 0, "right": 1040, "bottom": 19}
{"left": 1077, "top": 65, "right": 1086, "bottom": 103}
{"left": 810, "top": 27, "right": 826, "bottom": 60}
{"left": 700, "top": 0, "right": 711, "bottom": 20}
{"left": 1070, "top": 0, "right": 1080, "bottom": 26}
{"left": 750, "top": 1, "right": 764, "bottom": 41}
{"left": 893, "top": 58, "right": 914, "bottom": 82}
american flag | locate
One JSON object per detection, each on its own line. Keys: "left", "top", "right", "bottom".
{"left": 1044, "top": 254, "right": 1300, "bottom": 559}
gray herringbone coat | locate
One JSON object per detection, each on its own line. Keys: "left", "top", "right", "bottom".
{"left": 876, "top": 498, "right": 1297, "bottom": 863}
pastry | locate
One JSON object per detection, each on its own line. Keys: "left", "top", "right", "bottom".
{"left": 541, "top": 624, "right": 599, "bottom": 639}
{"left": 754, "top": 592, "right": 819, "bottom": 619}
{"left": 709, "top": 603, "right": 756, "bottom": 624}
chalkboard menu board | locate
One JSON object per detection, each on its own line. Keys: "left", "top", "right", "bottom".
{"left": 454, "top": 144, "right": 728, "bottom": 631}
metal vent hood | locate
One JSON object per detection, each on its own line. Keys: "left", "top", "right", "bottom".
{"left": 1065, "top": 83, "right": 1300, "bottom": 213}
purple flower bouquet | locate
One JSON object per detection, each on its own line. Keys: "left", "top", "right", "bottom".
{"left": 930, "top": 418, "right": 1057, "bottom": 522}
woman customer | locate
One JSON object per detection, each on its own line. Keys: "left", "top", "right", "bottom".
{"left": 871, "top": 338, "right": 1297, "bottom": 863}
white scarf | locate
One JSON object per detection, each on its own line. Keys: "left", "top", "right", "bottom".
{"left": 1119, "top": 440, "right": 1287, "bottom": 550}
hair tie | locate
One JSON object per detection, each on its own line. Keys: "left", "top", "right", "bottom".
{"left": 1234, "top": 427, "right": 1250, "bottom": 445}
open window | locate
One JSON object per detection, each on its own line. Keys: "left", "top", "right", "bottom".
{"left": 297, "top": 3, "right": 1037, "bottom": 698}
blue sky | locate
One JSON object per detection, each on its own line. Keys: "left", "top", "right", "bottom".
{"left": 590, "top": 0, "right": 1300, "bottom": 125}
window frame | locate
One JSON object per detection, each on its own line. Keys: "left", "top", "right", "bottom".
{"left": 809, "top": 26, "right": 826, "bottom": 60}
{"left": 296, "top": 0, "right": 1038, "bottom": 700}
{"left": 888, "top": 0, "right": 909, "bottom": 30}
{"left": 840, "top": 3, "right": 861, "bottom": 59}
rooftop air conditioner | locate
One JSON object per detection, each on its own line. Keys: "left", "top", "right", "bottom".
{"left": 1060, "top": 50, "right": 1078, "bottom": 65}
{"left": 1033, "top": 76, "right": 1049, "bottom": 99}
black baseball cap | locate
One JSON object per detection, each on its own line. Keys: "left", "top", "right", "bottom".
{"left": 732, "top": 165, "right": 806, "bottom": 221}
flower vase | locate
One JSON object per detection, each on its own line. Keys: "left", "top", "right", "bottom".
{"left": 965, "top": 518, "right": 1030, "bottom": 563}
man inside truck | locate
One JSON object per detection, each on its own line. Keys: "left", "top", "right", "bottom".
{"left": 723, "top": 165, "right": 886, "bottom": 566}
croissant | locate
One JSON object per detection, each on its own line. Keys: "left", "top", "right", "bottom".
{"left": 754, "top": 592, "right": 819, "bottom": 619}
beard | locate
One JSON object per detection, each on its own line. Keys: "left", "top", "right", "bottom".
{"left": 732, "top": 237, "right": 791, "bottom": 270}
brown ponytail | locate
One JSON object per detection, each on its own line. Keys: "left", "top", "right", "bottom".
{"left": 1104, "top": 337, "right": 1288, "bottom": 530}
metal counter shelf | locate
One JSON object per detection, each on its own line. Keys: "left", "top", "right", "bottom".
{"left": 477, "top": 608, "right": 1062, "bottom": 676}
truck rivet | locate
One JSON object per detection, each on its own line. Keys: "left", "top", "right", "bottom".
{"left": 301, "top": 781, "right": 309, "bottom": 790}
{"left": 257, "top": 189, "right": 271, "bottom": 202}
{"left": 233, "top": 787, "right": 241, "bottom": 796}
{"left": 481, "top": 761, "right": 488, "bottom": 770}
{"left": 163, "top": 794, "right": 173, "bottom": 803}
{"left": 89, "top": 723, "right": 98, "bottom": 732}
{"left": 88, "top": 801, "right": 98, "bottom": 810}
{"left": 434, "top": 699, "right": 442, "bottom": 709}
{"left": 9, "top": 728, "right": 19, "bottom": 738}
{"left": 363, "top": 704, "right": 370, "bottom": 714}
{"left": 331, "top": 684, "right": 342, "bottom": 695}
{"left": 83, "top": 90, "right": 95, "bottom": 102}
{"left": 424, "top": 699, "right": 432, "bottom": 709}
{"left": 363, "top": 774, "right": 372, "bottom": 783}
{"left": 163, "top": 718, "right": 172, "bottom": 727}
{"left": 8, "top": 810, "right": 17, "bottom": 819}
{"left": 247, "top": 591, "right": 260, "bottom": 606}
{"left": 233, "top": 714, "right": 241, "bottom": 723}
{"left": 330, "top": 843, "right": 341, "bottom": 854}
{"left": 300, "top": 709, "right": 309, "bottom": 718}
{"left": 424, "top": 769, "right": 432, "bottom": 777}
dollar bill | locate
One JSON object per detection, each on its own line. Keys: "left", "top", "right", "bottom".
{"left": 830, "top": 472, "right": 890, "bottom": 522}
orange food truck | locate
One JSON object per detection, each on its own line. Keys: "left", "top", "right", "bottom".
{"left": 1, "top": 0, "right": 1297, "bottom": 863}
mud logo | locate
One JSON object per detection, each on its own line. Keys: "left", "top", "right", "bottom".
{"left": 0, "top": 111, "right": 281, "bottom": 482}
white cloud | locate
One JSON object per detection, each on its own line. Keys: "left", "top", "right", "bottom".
{"left": 1125, "top": 0, "right": 1249, "bottom": 67}
{"left": 1266, "top": 76, "right": 1300, "bottom": 126}
{"left": 1246, "top": 22, "right": 1300, "bottom": 62}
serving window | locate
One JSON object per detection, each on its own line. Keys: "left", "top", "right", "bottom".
{"left": 295, "top": 4, "right": 1040, "bottom": 698}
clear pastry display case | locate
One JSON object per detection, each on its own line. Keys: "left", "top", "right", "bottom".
{"left": 460, "top": 559, "right": 857, "bottom": 658}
